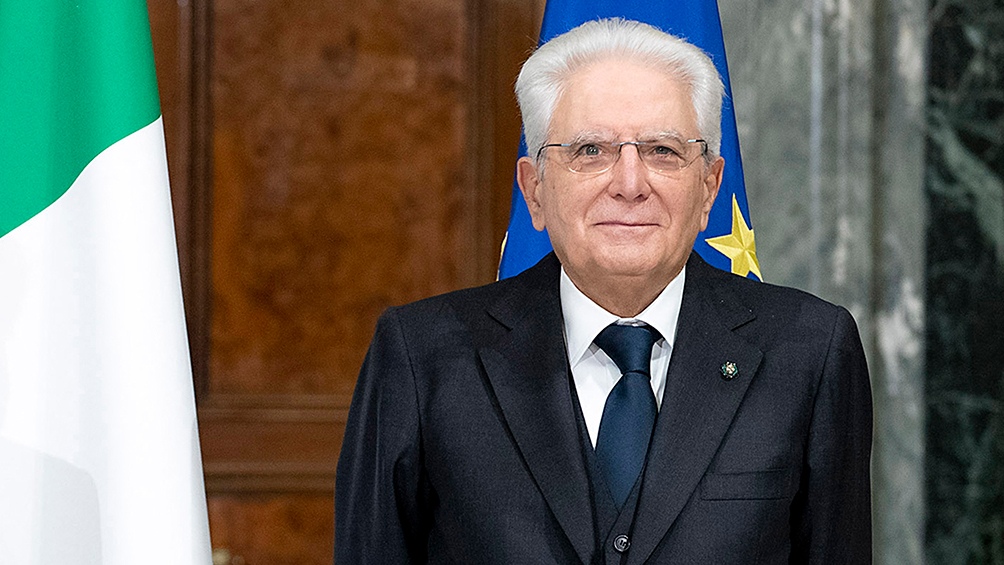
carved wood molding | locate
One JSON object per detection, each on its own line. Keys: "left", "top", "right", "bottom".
{"left": 199, "top": 394, "right": 349, "bottom": 493}
{"left": 187, "top": 0, "right": 214, "bottom": 399}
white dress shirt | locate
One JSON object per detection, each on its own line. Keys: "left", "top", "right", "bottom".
{"left": 560, "top": 266, "right": 686, "bottom": 447}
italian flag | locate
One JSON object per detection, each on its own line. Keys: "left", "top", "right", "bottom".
{"left": 0, "top": 1, "right": 212, "bottom": 563}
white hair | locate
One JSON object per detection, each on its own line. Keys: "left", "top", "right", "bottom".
{"left": 515, "top": 18, "right": 725, "bottom": 164}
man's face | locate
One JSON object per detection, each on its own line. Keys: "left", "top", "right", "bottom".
{"left": 517, "top": 58, "right": 724, "bottom": 291}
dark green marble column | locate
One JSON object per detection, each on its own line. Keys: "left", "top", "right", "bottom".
{"left": 925, "top": 2, "right": 1004, "bottom": 563}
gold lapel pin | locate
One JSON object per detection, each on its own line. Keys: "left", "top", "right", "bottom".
{"left": 720, "top": 361, "right": 739, "bottom": 380}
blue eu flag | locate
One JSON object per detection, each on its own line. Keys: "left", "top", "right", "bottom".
{"left": 498, "top": 0, "right": 761, "bottom": 281}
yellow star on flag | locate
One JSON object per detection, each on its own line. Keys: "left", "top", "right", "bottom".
{"left": 706, "top": 194, "right": 762, "bottom": 280}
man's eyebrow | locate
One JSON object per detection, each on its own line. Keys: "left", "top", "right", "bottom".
{"left": 566, "top": 130, "right": 615, "bottom": 144}
{"left": 639, "top": 130, "right": 687, "bottom": 142}
{"left": 563, "top": 130, "right": 689, "bottom": 144}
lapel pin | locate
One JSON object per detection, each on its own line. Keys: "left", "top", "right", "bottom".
{"left": 720, "top": 361, "right": 739, "bottom": 380}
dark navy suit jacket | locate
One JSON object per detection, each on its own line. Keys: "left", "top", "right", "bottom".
{"left": 335, "top": 252, "right": 872, "bottom": 564}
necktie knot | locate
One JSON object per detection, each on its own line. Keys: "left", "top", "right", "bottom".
{"left": 594, "top": 323, "right": 661, "bottom": 378}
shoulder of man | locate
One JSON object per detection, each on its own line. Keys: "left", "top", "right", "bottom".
{"left": 686, "top": 252, "right": 860, "bottom": 339}
{"left": 378, "top": 252, "right": 561, "bottom": 339}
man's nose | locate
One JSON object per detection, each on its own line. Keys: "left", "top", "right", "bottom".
{"left": 607, "top": 144, "right": 651, "bottom": 200}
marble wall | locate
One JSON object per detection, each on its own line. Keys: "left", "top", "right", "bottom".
{"left": 723, "top": 0, "right": 1004, "bottom": 562}
{"left": 925, "top": 1, "right": 1004, "bottom": 563}
{"left": 720, "top": 0, "right": 927, "bottom": 562}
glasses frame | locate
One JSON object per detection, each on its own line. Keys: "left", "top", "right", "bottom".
{"left": 536, "top": 138, "right": 709, "bottom": 176}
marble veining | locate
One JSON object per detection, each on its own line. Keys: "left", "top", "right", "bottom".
{"left": 925, "top": 0, "right": 1004, "bottom": 563}
{"left": 722, "top": 0, "right": 929, "bottom": 562}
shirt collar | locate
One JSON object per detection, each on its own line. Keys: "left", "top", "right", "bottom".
{"left": 560, "top": 265, "right": 686, "bottom": 366}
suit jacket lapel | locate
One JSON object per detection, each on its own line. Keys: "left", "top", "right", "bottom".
{"left": 478, "top": 255, "right": 595, "bottom": 565}
{"left": 626, "top": 256, "right": 764, "bottom": 565}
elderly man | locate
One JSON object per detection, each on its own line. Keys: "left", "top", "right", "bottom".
{"left": 336, "top": 18, "right": 872, "bottom": 564}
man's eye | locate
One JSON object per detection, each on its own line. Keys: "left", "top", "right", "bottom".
{"left": 650, "top": 145, "right": 681, "bottom": 157}
{"left": 575, "top": 144, "right": 603, "bottom": 157}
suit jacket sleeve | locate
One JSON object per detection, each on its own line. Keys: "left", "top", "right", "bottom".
{"left": 335, "top": 307, "right": 431, "bottom": 564}
{"left": 790, "top": 306, "right": 873, "bottom": 563}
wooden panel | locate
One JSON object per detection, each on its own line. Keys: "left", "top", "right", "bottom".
{"left": 208, "top": 494, "right": 334, "bottom": 565}
{"left": 150, "top": 0, "right": 544, "bottom": 559}
{"left": 209, "top": 0, "right": 476, "bottom": 396}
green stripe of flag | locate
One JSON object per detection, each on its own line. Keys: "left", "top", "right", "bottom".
{"left": 0, "top": 0, "right": 162, "bottom": 238}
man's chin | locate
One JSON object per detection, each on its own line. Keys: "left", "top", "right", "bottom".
{"left": 591, "top": 254, "right": 665, "bottom": 280}
{"left": 557, "top": 245, "right": 679, "bottom": 284}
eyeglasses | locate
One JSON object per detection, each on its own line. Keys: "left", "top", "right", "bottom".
{"left": 536, "top": 138, "right": 708, "bottom": 176}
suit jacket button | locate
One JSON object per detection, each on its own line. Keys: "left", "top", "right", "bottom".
{"left": 613, "top": 534, "right": 631, "bottom": 553}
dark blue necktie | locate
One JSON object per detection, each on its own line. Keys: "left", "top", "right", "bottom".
{"left": 594, "top": 323, "right": 661, "bottom": 508}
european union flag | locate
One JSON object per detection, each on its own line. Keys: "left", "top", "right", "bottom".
{"left": 498, "top": 0, "right": 761, "bottom": 281}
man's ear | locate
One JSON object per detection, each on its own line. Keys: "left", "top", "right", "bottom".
{"left": 516, "top": 156, "right": 547, "bottom": 231}
{"left": 699, "top": 156, "right": 725, "bottom": 231}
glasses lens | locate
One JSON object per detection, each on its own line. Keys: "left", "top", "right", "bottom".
{"left": 565, "top": 142, "right": 618, "bottom": 173}
{"left": 638, "top": 139, "right": 703, "bottom": 173}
